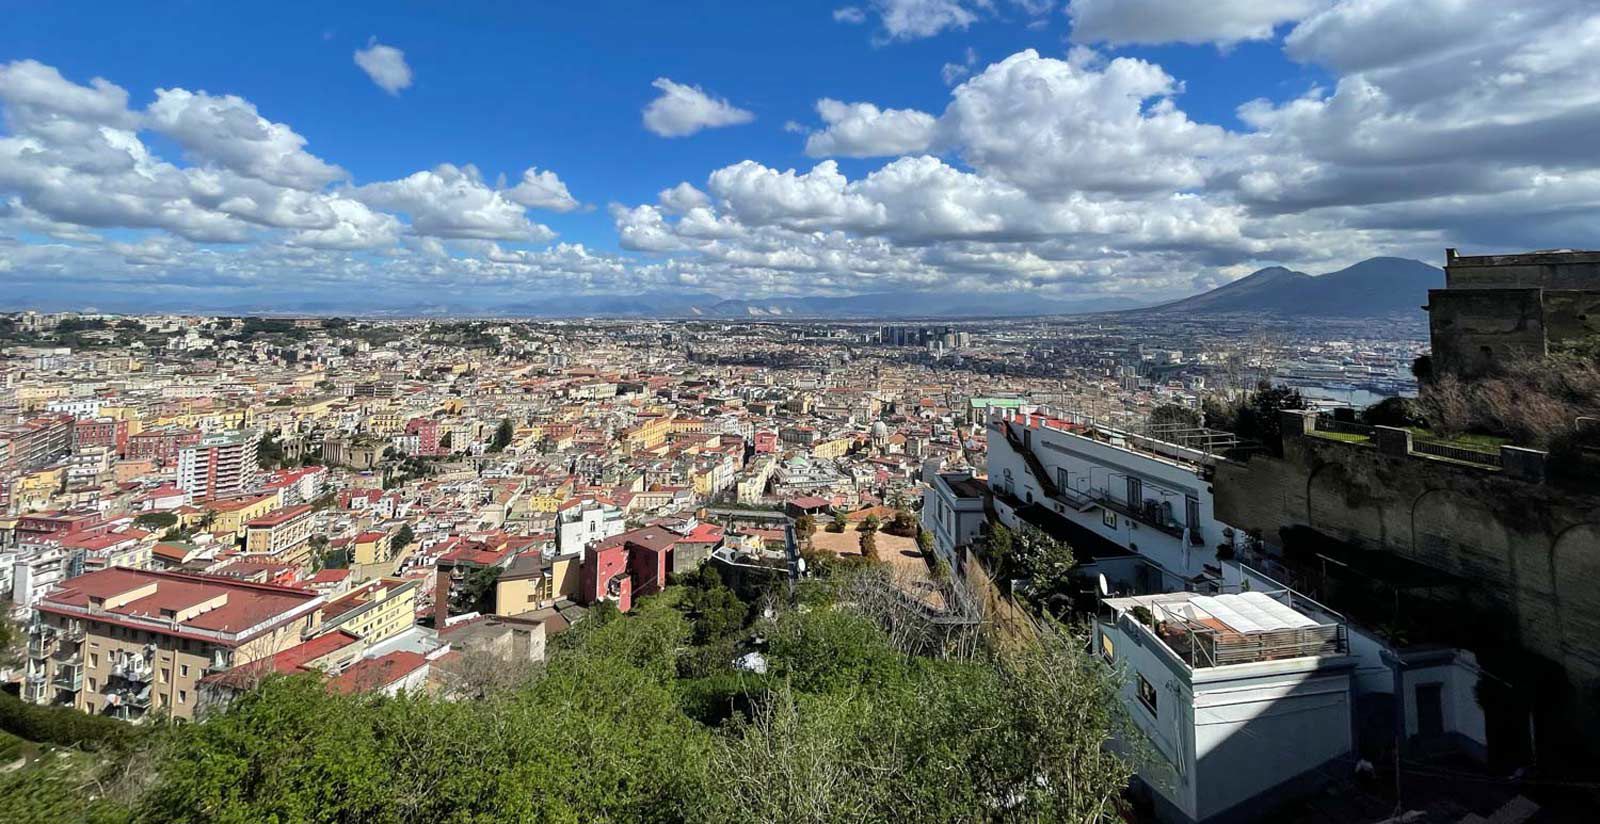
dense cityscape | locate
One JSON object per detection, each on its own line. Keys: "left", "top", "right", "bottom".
{"left": 4, "top": 1, "right": 1600, "bottom": 822}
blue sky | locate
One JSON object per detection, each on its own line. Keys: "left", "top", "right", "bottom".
{"left": 1, "top": 1, "right": 1596, "bottom": 310}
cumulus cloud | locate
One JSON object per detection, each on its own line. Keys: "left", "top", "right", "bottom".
{"left": 1067, "top": 0, "right": 1327, "bottom": 47}
{"left": 7, "top": 0, "right": 1600, "bottom": 307}
{"left": 641, "top": 78, "right": 754, "bottom": 138}
{"left": 146, "top": 88, "right": 345, "bottom": 190}
{"left": 502, "top": 167, "right": 580, "bottom": 212}
{"left": 355, "top": 163, "right": 556, "bottom": 241}
{"left": 803, "top": 99, "right": 938, "bottom": 158}
{"left": 353, "top": 39, "right": 413, "bottom": 95}
{"left": 0, "top": 58, "right": 580, "bottom": 270}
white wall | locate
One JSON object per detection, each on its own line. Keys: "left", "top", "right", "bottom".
{"left": 987, "top": 414, "right": 1230, "bottom": 584}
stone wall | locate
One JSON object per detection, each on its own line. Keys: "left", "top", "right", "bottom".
{"left": 1214, "top": 424, "right": 1600, "bottom": 735}
{"left": 1427, "top": 288, "right": 1547, "bottom": 376}
{"left": 1446, "top": 249, "right": 1600, "bottom": 289}
{"left": 1542, "top": 290, "right": 1600, "bottom": 344}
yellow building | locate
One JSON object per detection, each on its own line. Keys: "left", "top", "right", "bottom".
{"left": 314, "top": 579, "right": 417, "bottom": 644}
{"left": 206, "top": 493, "right": 282, "bottom": 539}
{"left": 351, "top": 530, "right": 395, "bottom": 566}
{"left": 811, "top": 437, "right": 853, "bottom": 460}
{"left": 25, "top": 567, "right": 324, "bottom": 721}
{"left": 245, "top": 505, "right": 316, "bottom": 567}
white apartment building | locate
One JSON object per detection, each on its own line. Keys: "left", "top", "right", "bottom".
{"left": 986, "top": 407, "right": 1236, "bottom": 593}
{"left": 177, "top": 430, "right": 261, "bottom": 503}
{"left": 921, "top": 470, "right": 988, "bottom": 573}
{"left": 555, "top": 499, "right": 625, "bottom": 560}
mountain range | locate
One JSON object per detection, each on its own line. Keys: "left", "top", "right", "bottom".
{"left": 2, "top": 257, "right": 1443, "bottom": 319}
{"left": 1130, "top": 256, "right": 1443, "bottom": 318}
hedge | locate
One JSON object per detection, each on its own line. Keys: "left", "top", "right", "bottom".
{"left": 0, "top": 690, "right": 136, "bottom": 752}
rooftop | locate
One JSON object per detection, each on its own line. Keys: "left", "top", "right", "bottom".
{"left": 37, "top": 567, "right": 322, "bottom": 647}
{"left": 1103, "top": 587, "right": 1346, "bottom": 670}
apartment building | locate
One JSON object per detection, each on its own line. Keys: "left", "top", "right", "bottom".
{"left": 244, "top": 504, "right": 316, "bottom": 567}
{"left": 177, "top": 430, "right": 262, "bottom": 503}
{"left": 314, "top": 578, "right": 418, "bottom": 644}
{"left": 0, "top": 414, "right": 73, "bottom": 472}
{"left": 986, "top": 407, "right": 1239, "bottom": 593}
{"left": 24, "top": 567, "right": 324, "bottom": 721}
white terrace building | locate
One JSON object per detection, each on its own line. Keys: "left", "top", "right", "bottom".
{"left": 1096, "top": 585, "right": 1355, "bottom": 823}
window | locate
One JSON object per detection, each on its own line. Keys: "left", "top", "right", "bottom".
{"left": 89, "top": 652, "right": 99, "bottom": 668}
{"left": 1126, "top": 476, "right": 1143, "bottom": 507}
{"left": 178, "top": 690, "right": 187, "bottom": 704}
{"left": 1136, "top": 674, "right": 1158, "bottom": 717}
{"left": 180, "top": 664, "right": 189, "bottom": 678}
{"left": 161, "top": 667, "right": 170, "bottom": 684}
{"left": 1185, "top": 495, "right": 1200, "bottom": 529}
{"left": 1100, "top": 632, "right": 1115, "bottom": 662}
{"left": 88, "top": 677, "right": 97, "bottom": 691}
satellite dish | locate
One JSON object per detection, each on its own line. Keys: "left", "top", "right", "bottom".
{"left": 1097, "top": 573, "right": 1110, "bottom": 597}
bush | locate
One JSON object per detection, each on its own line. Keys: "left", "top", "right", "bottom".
{"left": 1360, "top": 396, "right": 1426, "bottom": 428}
{"left": 0, "top": 690, "right": 136, "bottom": 752}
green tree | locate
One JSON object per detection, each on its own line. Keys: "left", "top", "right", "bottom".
{"left": 490, "top": 418, "right": 514, "bottom": 452}
{"left": 132, "top": 511, "right": 178, "bottom": 531}
{"left": 392, "top": 523, "right": 415, "bottom": 550}
{"left": 858, "top": 514, "right": 881, "bottom": 533}
{"left": 859, "top": 529, "right": 879, "bottom": 563}
{"left": 450, "top": 565, "right": 502, "bottom": 615}
{"left": 793, "top": 514, "right": 816, "bottom": 544}
{"left": 1149, "top": 403, "right": 1201, "bottom": 430}
{"left": 827, "top": 512, "right": 847, "bottom": 533}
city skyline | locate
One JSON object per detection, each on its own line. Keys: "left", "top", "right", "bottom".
{"left": 3, "top": 1, "right": 1598, "bottom": 310}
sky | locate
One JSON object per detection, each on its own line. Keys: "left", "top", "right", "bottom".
{"left": 1, "top": 0, "right": 1598, "bottom": 311}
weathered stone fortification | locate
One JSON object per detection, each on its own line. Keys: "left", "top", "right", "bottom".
{"left": 1429, "top": 248, "right": 1600, "bottom": 376}
{"left": 1215, "top": 417, "right": 1600, "bottom": 733}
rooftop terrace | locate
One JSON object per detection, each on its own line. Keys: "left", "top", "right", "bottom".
{"left": 1103, "top": 585, "right": 1347, "bottom": 670}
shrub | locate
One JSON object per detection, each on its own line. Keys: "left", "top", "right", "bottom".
{"left": 0, "top": 690, "right": 136, "bottom": 752}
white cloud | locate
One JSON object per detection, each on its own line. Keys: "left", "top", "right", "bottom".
{"left": 353, "top": 39, "right": 413, "bottom": 95}
{"left": 502, "top": 167, "right": 580, "bottom": 212}
{"left": 1067, "top": 0, "right": 1327, "bottom": 47}
{"left": 942, "top": 49, "right": 1231, "bottom": 196}
{"left": 941, "top": 47, "right": 979, "bottom": 85}
{"left": 870, "top": 0, "right": 980, "bottom": 40}
{"left": 833, "top": 7, "right": 867, "bottom": 24}
{"left": 355, "top": 163, "right": 555, "bottom": 241}
{"left": 0, "top": 60, "right": 136, "bottom": 130}
{"left": 641, "top": 78, "right": 754, "bottom": 138}
{"left": 146, "top": 88, "right": 345, "bottom": 190}
{"left": 658, "top": 182, "right": 711, "bottom": 213}
{"left": 803, "top": 99, "right": 938, "bottom": 158}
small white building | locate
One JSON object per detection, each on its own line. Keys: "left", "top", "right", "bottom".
{"left": 921, "top": 470, "right": 988, "bottom": 572}
{"left": 555, "top": 498, "right": 625, "bottom": 560}
{"left": 1096, "top": 586, "right": 1356, "bottom": 823}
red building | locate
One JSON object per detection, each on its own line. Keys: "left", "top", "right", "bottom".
{"left": 753, "top": 431, "right": 779, "bottom": 454}
{"left": 126, "top": 427, "right": 201, "bottom": 466}
{"left": 578, "top": 526, "right": 679, "bottom": 613}
{"left": 404, "top": 418, "right": 442, "bottom": 457}
{"left": 73, "top": 418, "right": 130, "bottom": 455}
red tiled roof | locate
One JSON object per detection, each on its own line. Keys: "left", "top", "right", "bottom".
{"left": 328, "top": 651, "right": 428, "bottom": 695}
{"left": 37, "top": 567, "right": 319, "bottom": 644}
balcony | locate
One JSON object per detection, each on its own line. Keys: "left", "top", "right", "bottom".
{"left": 52, "top": 669, "right": 83, "bottom": 692}
{"left": 111, "top": 655, "right": 155, "bottom": 683}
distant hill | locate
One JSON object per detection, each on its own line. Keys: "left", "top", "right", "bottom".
{"left": 502, "top": 291, "right": 1146, "bottom": 319}
{"left": 1135, "top": 257, "right": 1442, "bottom": 318}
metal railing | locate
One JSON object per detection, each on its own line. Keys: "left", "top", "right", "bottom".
{"left": 1410, "top": 437, "right": 1502, "bottom": 467}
